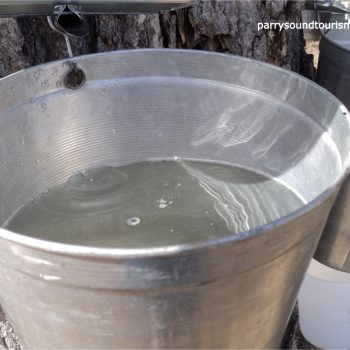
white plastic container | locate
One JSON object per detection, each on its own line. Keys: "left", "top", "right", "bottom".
{"left": 298, "top": 259, "right": 350, "bottom": 349}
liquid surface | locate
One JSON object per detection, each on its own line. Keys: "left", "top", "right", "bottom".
{"left": 4, "top": 160, "right": 305, "bottom": 248}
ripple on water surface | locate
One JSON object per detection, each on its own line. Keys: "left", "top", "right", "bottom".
{"left": 4, "top": 160, "right": 305, "bottom": 248}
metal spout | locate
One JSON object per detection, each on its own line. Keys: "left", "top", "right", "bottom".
{"left": 47, "top": 4, "right": 88, "bottom": 39}
{"left": 305, "top": 0, "right": 350, "bottom": 14}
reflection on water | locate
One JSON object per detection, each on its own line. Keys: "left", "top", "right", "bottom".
{"left": 4, "top": 160, "right": 305, "bottom": 248}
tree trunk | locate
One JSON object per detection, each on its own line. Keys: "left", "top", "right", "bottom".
{"left": 0, "top": 0, "right": 312, "bottom": 79}
{"left": 0, "top": 1, "right": 313, "bottom": 349}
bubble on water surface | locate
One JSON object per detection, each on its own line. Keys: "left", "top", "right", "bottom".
{"left": 126, "top": 217, "right": 141, "bottom": 226}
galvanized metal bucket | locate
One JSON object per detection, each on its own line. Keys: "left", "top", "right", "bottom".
{"left": 314, "top": 14, "right": 350, "bottom": 272}
{"left": 0, "top": 49, "right": 349, "bottom": 349}
{"left": 317, "top": 14, "right": 350, "bottom": 109}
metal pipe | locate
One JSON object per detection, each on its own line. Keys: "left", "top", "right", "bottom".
{"left": 305, "top": 0, "right": 350, "bottom": 13}
{"left": 0, "top": 0, "right": 194, "bottom": 16}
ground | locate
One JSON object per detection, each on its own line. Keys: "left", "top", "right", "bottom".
{"left": 0, "top": 308, "right": 21, "bottom": 350}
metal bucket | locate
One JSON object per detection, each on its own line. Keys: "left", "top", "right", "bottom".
{"left": 317, "top": 15, "right": 350, "bottom": 109}
{"left": 314, "top": 15, "right": 350, "bottom": 272}
{"left": 0, "top": 49, "right": 349, "bottom": 349}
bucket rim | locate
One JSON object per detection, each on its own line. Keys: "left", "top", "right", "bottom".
{"left": 320, "top": 26, "right": 350, "bottom": 53}
{"left": 0, "top": 48, "right": 348, "bottom": 259}
{"left": 1, "top": 48, "right": 348, "bottom": 115}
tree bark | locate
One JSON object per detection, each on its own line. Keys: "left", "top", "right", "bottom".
{"left": 0, "top": 0, "right": 312, "bottom": 79}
